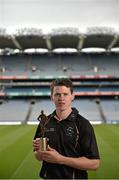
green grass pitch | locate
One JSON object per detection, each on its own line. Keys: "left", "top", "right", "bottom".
{"left": 0, "top": 124, "right": 119, "bottom": 179}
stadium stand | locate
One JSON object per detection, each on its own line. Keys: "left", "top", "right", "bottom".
{"left": 28, "top": 99, "right": 55, "bottom": 124}
{"left": 72, "top": 99, "right": 102, "bottom": 124}
{"left": 0, "top": 26, "right": 119, "bottom": 124}
{"left": 1, "top": 53, "right": 119, "bottom": 76}
{"left": 100, "top": 99, "right": 119, "bottom": 124}
{"left": 0, "top": 100, "right": 30, "bottom": 124}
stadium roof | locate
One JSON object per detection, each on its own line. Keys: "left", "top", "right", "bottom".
{"left": 0, "top": 27, "right": 119, "bottom": 54}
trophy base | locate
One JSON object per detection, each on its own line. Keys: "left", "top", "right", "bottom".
{"left": 40, "top": 137, "right": 47, "bottom": 151}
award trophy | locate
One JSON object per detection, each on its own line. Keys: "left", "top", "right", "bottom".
{"left": 37, "top": 110, "right": 48, "bottom": 151}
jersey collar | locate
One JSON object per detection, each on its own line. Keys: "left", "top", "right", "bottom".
{"left": 50, "top": 107, "right": 79, "bottom": 122}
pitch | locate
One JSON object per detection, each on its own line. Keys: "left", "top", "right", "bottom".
{"left": 0, "top": 124, "right": 119, "bottom": 179}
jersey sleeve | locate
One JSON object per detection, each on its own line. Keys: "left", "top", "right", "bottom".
{"left": 79, "top": 120, "right": 100, "bottom": 159}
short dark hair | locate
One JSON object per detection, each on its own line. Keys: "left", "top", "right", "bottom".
{"left": 50, "top": 78, "right": 73, "bottom": 95}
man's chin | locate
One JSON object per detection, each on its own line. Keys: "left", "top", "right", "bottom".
{"left": 57, "top": 107, "right": 66, "bottom": 111}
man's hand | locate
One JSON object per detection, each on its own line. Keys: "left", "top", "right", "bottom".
{"left": 33, "top": 138, "right": 44, "bottom": 161}
{"left": 33, "top": 140, "right": 64, "bottom": 164}
{"left": 33, "top": 138, "right": 40, "bottom": 151}
{"left": 40, "top": 145, "right": 64, "bottom": 164}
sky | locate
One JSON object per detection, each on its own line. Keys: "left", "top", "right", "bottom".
{"left": 0, "top": 0, "right": 119, "bottom": 33}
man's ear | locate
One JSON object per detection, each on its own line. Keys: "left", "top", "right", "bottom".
{"left": 71, "top": 92, "right": 75, "bottom": 101}
{"left": 51, "top": 95, "right": 53, "bottom": 101}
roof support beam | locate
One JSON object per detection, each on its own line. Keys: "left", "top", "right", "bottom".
{"left": 46, "top": 35, "right": 52, "bottom": 51}
{"left": 107, "top": 35, "right": 119, "bottom": 51}
{"left": 77, "top": 35, "right": 85, "bottom": 51}
{"left": 11, "top": 35, "right": 23, "bottom": 50}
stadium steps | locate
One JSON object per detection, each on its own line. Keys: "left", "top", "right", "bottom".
{"left": 23, "top": 101, "right": 35, "bottom": 124}
{"left": 95, "top": 99, "right": 107, "bottom": 123}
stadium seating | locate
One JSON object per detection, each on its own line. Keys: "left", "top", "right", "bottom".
{"left": 0, "top": 26, "right": 119, "bottom": 124}
{"left": 1, "top": 53, "right": 119, "bottom": 76}
{"left": 100, "top": 99, "right": 119, "bottom": 124}
{"left": 0, "top": 100, "right": 29, "bottom": 124}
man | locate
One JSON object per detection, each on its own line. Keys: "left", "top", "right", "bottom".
{"left": 33, "top": 78, "right": 100, "bottom": 179}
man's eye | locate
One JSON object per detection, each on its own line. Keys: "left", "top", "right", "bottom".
{"left": 55, "top": 93, "right": 68, "bottom": 97}
{"left": 64, "top": 93, "right": 68, "bottom": 96}
{"left": 55, "top": 93, "right": 60, "bottom": 97}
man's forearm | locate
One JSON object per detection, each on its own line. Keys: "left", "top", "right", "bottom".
{"left": 59, "top": 156, "right": 100, "bottom": 170}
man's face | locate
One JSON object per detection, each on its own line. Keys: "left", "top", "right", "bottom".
{"left": 51, "top": 86, "right": 74, "bottom": 111}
